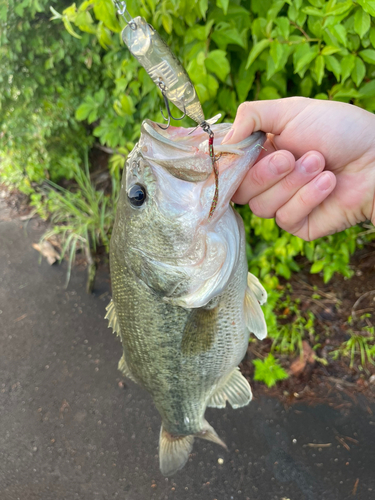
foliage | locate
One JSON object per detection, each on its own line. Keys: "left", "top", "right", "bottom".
{"left": 0, "top": 0, "right": 100, "bottom": 192}
{"left": 2, "top": 0, "right": 375, "bottom": 384}
{"left": 253, "top": 354, "right": 289, "bottom": 387}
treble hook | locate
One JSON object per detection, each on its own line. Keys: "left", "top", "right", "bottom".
{"left": 157, "top": 81, "right": 186, "bottom": 130}
{"left": 113, "top": 0, "right": 137, "bottom": 29}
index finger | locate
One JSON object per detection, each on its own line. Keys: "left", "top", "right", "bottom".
{"left": 222, "top": 97, "right": 311, "bottom": 145}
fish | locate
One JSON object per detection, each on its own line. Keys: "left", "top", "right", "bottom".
{"left": 105, "top": 119, "right": 268, "bottom": 476}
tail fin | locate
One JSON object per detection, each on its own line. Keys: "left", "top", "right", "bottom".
{"left": 159, "top": 425, "right": 194, "bottom": 476}
{"left": 159, "top": 420, "right": 227, "bottom": 476}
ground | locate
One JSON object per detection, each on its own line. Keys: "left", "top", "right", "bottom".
{"left": 1, "top": 188, "right": 375, "bottom": 500}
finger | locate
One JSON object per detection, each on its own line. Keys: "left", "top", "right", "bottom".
{"left": 275, "top": 171, "right": 337, "bottom": 240}
{"left": 232, "top": 150, "right": 295, "bottom": 204}
{"left": 222, "top": 97, "right": 311, "bottom": 145}
{"left": 247, "top": 152, "right": 325, "bottom": 218}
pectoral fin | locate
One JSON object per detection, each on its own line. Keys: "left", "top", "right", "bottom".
{"left": 105, "top": 300, "right": 120, "bottom": 336}
{"left": 118, "top": 354, "right": 137, "bottom": 383}
{"left": 207, "top": 367, "right": 252, "bottom": 409}
{"left": 244, "top": 272, "right": 267, "bottom": 340}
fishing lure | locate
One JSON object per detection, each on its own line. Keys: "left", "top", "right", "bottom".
{"left": 113, "top": 0, "right": 220, "bottom": 217}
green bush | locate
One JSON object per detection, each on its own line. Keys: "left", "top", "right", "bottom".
{"left": 0, "top": 0, "right": 101, "bottom": 192}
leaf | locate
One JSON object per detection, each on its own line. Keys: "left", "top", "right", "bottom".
{"left": 49, "top": 6, "right": 62, "bottom": 20}
{"left": 276, "top": 262, "right": 291, "bottom": 280}
{"left": 302, "top": 7, "right": 324, "bottom": 17}
{"left": 357, "top": 0, "right": 375, "bottom": 17}
{"left": 93, "top": 0, "right": 121, "bottom": 33}
{"left": 161, "top": 13, "right": 172, "bottom": 34}
{"left": 359, "top": 80, "right": 375, "bottom": 98}
{"left": 246, "top": 39, "right": 270, "bottom": 69}
{"left": 341, "top": 54, "right": 355, "bottom": 83}
{"left": 253, "top": 355, "right": 288, "bottom": 388}
{"left": 324, "top": 55, "right": 341, "bottom": 80}
{"left": 270, "top": 41, "right": 284, "bottom": 65}
{"left": 351, "top": 56, "right": 366, "bottom": 86}
{"left": 359, "top": 49, "right": 375, "bottom": 65}
{"left": 267, "top": 1, "right": 285, "bottom": 21}
{"left": 216, "top": 0, "right": 229, "bottom": 15}
{"left": 321, "top": 45, "right": 341, "bottom": 56}
{"left": 294, "top": 44, "right": 319, "bottom": 75}
{"left": 354, "top": 8, "right": 371, "bottom": 38}
{"left": 275, "top": 17, "right": 290, "bottom": 39}
{"left": 310, "top": 260, "right": 324, "bottom": 273}
{"left": 325, "top": 0, "right": 352, "bottom": 16}
{"left": 205, "top": 50, "right": 230, "bottom": 82}
{"left": 235, "top": 61, "right": 256, "bottom": 102}
{"left": 330, "top": 25, "right": 347, "bottom": 47}
{"left": 199, "top": 0, "right": 208, "bottom": 18}
{"left": 314, "top": 55, "right": 325, "bottom": 85}
{"left": 62, "top": 18, "right": 82, "bottom": 39}
{"left": 211, "top": 26, "right": 247, "bottom": 50}
{"left": 258, "top": 86, "right": 281, "bottom": 100}
{"left": 76, "top": 103, "right": 93, "bottom": 121}
{"left": 324, "top": 266, "right": 335, "bottom": 283}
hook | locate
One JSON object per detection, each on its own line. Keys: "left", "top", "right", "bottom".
{"left": 157, "top": 88, "right": 186, "bottom": 130}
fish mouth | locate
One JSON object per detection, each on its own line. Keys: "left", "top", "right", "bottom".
{"left": 140, "top": 119, "right": 266, "bottom": 182}
{"left": 139, "top": 119, "right": 266, "bottom": 220}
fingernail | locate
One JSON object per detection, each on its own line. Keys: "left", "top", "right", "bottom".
{"left": 315, "top": 172, "right": 332, "bottom": 191}
{"left": 301, "top": 154, "right": 321, "bottom": 174}
{"left": 221, "top": 128, "right": 234, "bottom": 144}
{"left": 270, "top": 153, "right": 291, "bottom": 175}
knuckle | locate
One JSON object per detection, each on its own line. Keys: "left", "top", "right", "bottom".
{"left": 249, "top": 198, "right": 274, "bottom": 218}
{"left": 296, "top": 190, "right": 311, "bottom": 208}
{"left": 280, "top": 172, "right": 296, "bottom": 192}
{"left": 249, "top": 164, "right": 265, "bottom": 189}
{"left": 275, "top": 209, "right": 290, "bottom": 228}
{"left": 237, "top": 102, "right": 252, "bottom": 116}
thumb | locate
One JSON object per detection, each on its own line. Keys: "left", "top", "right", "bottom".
{"left": 221, "top": 97, "right": 310, "bottom": 145}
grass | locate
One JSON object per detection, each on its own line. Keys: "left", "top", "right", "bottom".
{"left": 331, "top": 328, "right": 375, "bottom": 369}
{"left": 32, "top": 149, "right": 120, "bottom": 290}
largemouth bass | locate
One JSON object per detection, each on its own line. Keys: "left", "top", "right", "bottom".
{"left": 106, "top": 120, "right": 267, "bottom": 476}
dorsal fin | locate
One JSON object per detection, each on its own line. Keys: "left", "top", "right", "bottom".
{"left": 104, "top": 300, "right": 120, "bottom": 337}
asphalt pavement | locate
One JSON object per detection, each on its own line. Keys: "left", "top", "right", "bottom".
{"left": 1, "top": 202, "right": 375, "bottom": 500}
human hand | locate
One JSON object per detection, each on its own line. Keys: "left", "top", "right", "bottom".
{"left": 223, "top": 97, "right": 375, "bottom": 240}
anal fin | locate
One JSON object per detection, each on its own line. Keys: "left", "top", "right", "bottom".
{"left": 118, "top": 354, "right": 137, "bottom": 383}
{"left": 208, "top": 367, "right": 252, "bottom": 409}
{"left": 105, "top": 300, "right": 120, "bottom": 337}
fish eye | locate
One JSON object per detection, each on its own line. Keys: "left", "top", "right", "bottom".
{"left": 127, "top": 184, "right": 147, "bottom": 208}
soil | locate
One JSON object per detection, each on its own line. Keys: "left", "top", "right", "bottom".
{"left": 2, "top": 183, "right": 375, "bottom": 410}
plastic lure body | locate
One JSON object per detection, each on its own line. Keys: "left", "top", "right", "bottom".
{"left": 122, "top": 16, "right": 204, "bottom": 125}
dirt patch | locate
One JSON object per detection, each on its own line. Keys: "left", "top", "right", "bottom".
{"left": 242, "top": 245, "right": 375, "bottom": 409}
